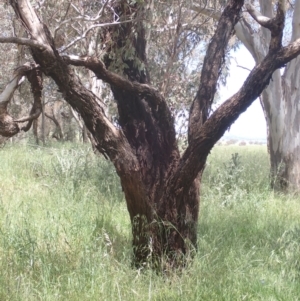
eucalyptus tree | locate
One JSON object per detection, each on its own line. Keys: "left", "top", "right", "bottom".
{"left": 1, "top": 0, "right": 300, "bottom": 269}
{"left": 193, "top": 0, "right": 300, "bottom": 191}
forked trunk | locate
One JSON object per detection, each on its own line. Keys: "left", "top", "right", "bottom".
{"left": 119, "top": 155, "right": 201, "bottom": 268}
{"left": 101, "top": 1, "right": 205, "bottom": 267}
{"left": 265, "top": 60, "right": 300, "bottom": 190}
{"left": 5, "top": 0, "right": 300, "bottom": 270}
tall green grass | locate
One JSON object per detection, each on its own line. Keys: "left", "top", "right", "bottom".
{"left": 0, "top": 143, "right": 300, "bottom": 300}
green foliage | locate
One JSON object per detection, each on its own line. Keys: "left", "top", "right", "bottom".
{"left": 1, "top": 143, "right": 300, "bottom": 300}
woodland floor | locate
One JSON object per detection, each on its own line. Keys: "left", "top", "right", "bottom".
{"left": 0, "top": 142, "right": 300, "bottom": 300}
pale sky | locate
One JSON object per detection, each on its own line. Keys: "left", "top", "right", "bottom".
{"left": 219, "top": 46, "right": 267, "bottom": 140}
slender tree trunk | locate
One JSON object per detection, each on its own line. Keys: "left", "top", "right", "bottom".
{"left": 33, "top": 118, "right": 39, "bottom": 144}
{"left": 82, "top": 125, "right": 88, "bottom": 143}
{"left": 41, "top": 97, "right": 45, "bottom": 145}
{"left": 45, "top": 111, "right": 63, "bottom": 140}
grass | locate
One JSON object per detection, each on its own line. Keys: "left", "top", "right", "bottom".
{"left": 0, "top": 142, "right": 300, "bottom": 300}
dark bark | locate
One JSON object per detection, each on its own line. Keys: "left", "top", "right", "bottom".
{"left": 3, "top": 0, "right": 300, "bottom": 269}
{"left": 188, "top": 1, "right": 244, "bottom": 141}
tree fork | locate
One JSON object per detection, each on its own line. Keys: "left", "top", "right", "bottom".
{"left": 2, "top": 0, "right": 300, "bottom": 269}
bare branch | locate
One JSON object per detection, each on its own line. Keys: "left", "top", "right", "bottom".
{"left": 10, "top": 0, "right": 53, "bottom": 49}
{"left": 191, "top": 5, "right": 222, "bottom": 20}
{"left": 0, "top": 63, "right": 33, "bottom": 137}
{"left": 0, "top": 63, "right": 31, "bottom": 104}
{"left": 245, "top": 3, "right": 272, "bottom": 27}
{"left": 54, "top": 0, "right": 110, "bottom": 35}
{"left": 15, "top": 110, "right": 41, "bottom": 123}
{"left": 59, "top": 19, "right": 136, "bottom": 53}
{"left": 0, "top": 36, "right": 46, "bottom": 50}
{"left": 236, "top": 64, "right": 252, "bottom": 72}
{"left": 62, "top": 53, "right": 177, "bottom": 148}
{"left": 15, "top": 64, "right": 43, "bottom": 132}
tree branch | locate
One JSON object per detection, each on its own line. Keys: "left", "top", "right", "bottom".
{"left": 54, "top": 0, "right": 110, "bottom": 35}
{"left": 190, "top": 5, "right": 222, "bottom": 20}
{"left": 188, "top": 0, "right": 244, "bottom": 143}
{"left": 0, "top": 63, "right": 33, "bottom": 137}
{"left": 246, "top": 1, "right": 286, "bottom": 52}
{"left": 15, "top": 110, "right": 41, "bottom": 123}
{"left": 189, "top": 3, "right": 267, "bottom": 62}
{"left": 171, "top": 37, "right": 300, "bottom": 195}
{"left": 62, "top": 54, "right": 175, "bottom": 137}
{"left": 245, "top": 3, "right": 272, "bottom": 27}
{"left": 59, "top": 19, "right": 136, "bottom": 53}
{"left": 17, "top": 64, "right": 43, "bottom": 132}
{"left": 9, "top": 0, "right": 146, "bottom": 191}
{"left": 45, "top": 111, "right": 63, "bottom": 140}
{"left": 0, "top": 36, "right": 46, "bottom": 50}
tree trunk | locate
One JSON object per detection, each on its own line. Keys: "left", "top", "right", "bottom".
{"left": 4, "top": 0, "right": 300, "bottom": 269}
{"left": 267, "top": 0, "right": 300, "bottom": 191}
{"left": 82, "top": 125, "right": 89, "bottom": 143}
{"left": 33, "top": 118, "right": 39, "bottom": 144}
{"left": 41, "top": 97, "right": 45, "bottom": 145}
{"left": 267, "top": 56, "right": 300, "bottom": 190}
{"left": 193, "top": 0, "right": 300, "bottom": 192}
{"left": 255, "top": 1, "right": 300, "bottom": 191}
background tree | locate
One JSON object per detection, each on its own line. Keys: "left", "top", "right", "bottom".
{"left": 1, "top": 0, "right": 300, "bottom": 269}
{"left": 193, "top": 0, "right": 300, "bottom": 191}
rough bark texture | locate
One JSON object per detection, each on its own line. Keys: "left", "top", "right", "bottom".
{"left": 2, "top": 0, "right": 300, "bottom": 269}
{"left": 193, "top": 0, "right": 300, "bottom": 191}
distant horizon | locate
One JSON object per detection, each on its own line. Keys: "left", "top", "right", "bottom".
{"left": 221, "top": 134, "right": 267, "bottom": 142}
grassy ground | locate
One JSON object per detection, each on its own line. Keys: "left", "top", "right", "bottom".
{"left": 0, "top": 142, "right": 300, "bottom": 300}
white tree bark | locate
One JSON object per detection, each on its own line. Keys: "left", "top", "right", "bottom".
{"left": 271, "top": 0, "right": 300, "bottom": 189}
{"left": 193, "top": 0, "right": 300, "bottom": 190}
{"left": 258, "top": 0, "right": 300, "bottom": 190}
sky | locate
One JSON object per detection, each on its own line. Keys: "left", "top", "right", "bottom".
{"left": 219, "top": 46, "right": 267, "bottom": 141}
